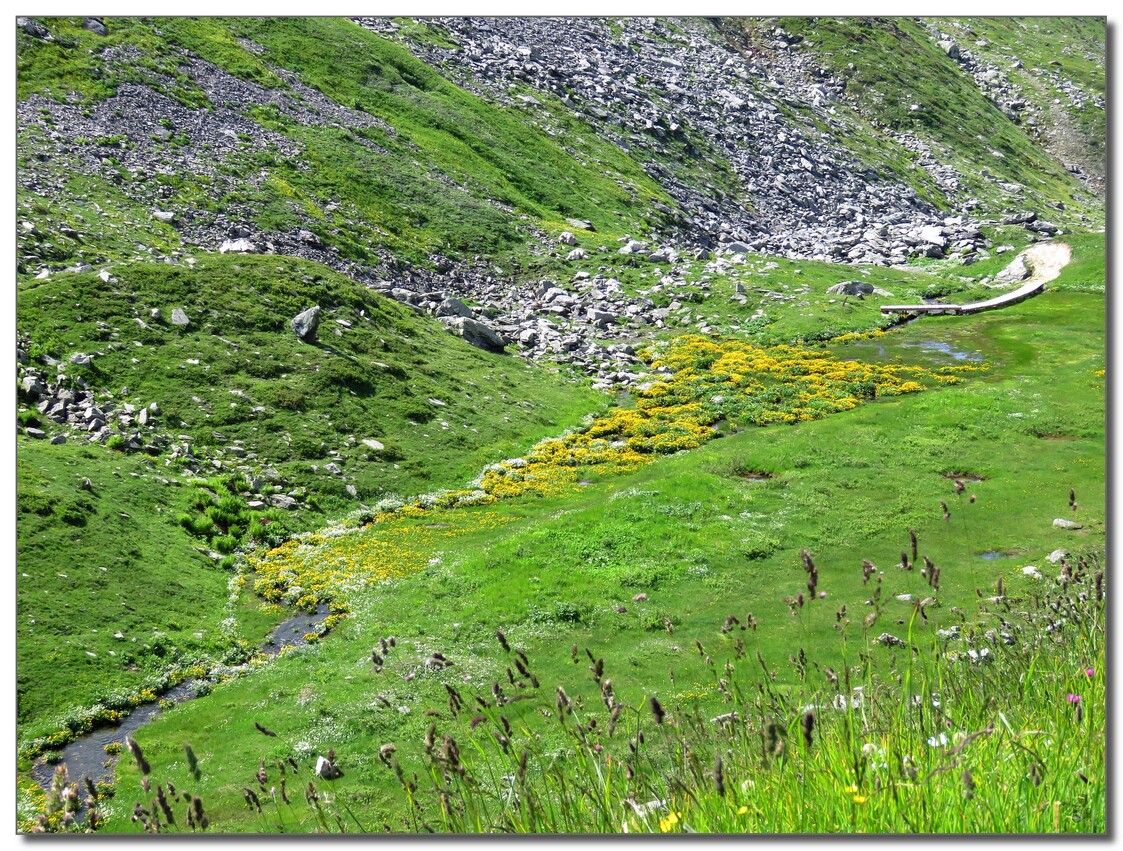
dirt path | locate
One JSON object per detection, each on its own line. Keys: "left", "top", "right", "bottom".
{"left": 881, "top": 240, "right": 1073, "bottom": 317}
{"left": 1020, "top": 240, "right": 1073, "bottom": 287}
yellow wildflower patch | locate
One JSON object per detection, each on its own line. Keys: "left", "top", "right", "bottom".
{"left": 249, "top": 333, "right": 968, "bottom": 608}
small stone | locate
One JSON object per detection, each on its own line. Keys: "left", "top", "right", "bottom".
{"left": 1052, "top": 518, "right": 1082, "bottom": 530}
{"left": 171, "top": 308, "right": 191, "bottom": 327}
{"left": 291, "top": 306, "right": 321, "bottom": 342}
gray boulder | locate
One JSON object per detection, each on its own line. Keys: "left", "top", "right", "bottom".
{"left": 436, "top": 298, "right": 474, "bottom": 319}
{"left": 918, "top": 226, "right": 947, "bottom": 248}
{"left": 825, "top": 281, "right": 893, "bottom": 298}
{"left": 994, "top": 254, "right": 1030, "bottom": 285}
{"left": 566, "top": 248, "right": 588, "bottom": 261}
{"left": 220, "top": 238, "right": 257, "bottom": 254}
{"left": 291, "top": 306, "right": 321, "bottom": 343}
{"left": 558, "top": 231, "right": 578, "bottom": 246}
{"left": 439, "top": 316, "right": 506, "bottom": 353}
{"left": 19, "top": 18, "right": 51, "bottom": 39}
{"left": 21, "top": 376, "right": 46, "bottom": 398}
{"left": 938, "top": 39, "right": 960, "bottom": 59}
{"left": 82, "top": 18, "right": 108, "bottom": 36}
{"left": 587, "top": 308, "right": 618, "bottom": 329}
{"left": 171, "top": 308, "right": 191, "bottom": 328}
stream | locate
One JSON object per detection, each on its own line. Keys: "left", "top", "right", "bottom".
{"left": 31, "top": 604, "right": 330, "bottom": 794}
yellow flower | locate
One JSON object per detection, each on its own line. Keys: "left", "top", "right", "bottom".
{"left": 737, "top": 806, "right": 749, "bottom": 815}
{"left": 659, "top": 812, "right": 680, "bottom": 832}
{"left": 844, "top": 784, "right": 859, "bottom": 794}
{"left": 852, "top": 795, "right": 868, "bottom": 804}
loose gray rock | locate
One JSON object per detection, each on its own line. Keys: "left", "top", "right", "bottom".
{"left": 171, "top": 308, "right": 191, "bottom": 328}
{"left": 558, "top": 231, "right": 578, "bottom": 246}
{"left": 439, "top": 316, "right": 506, "bottom": 353}
{"left": 220, "top": 238, "right": 257, "bottom": 254}
{"left": 918, "top": 225, "right": 946, "bottom": 247}
{"left": 566, "top": 247, "right": 588, "bottom": 261}
{"left": 25, "top": 428, "right": 47, "bottom": 439}
{"left": 994, "top": 254, "right": 1030, "bottom": 285}
{"left": 19, "top": 18, "right": 51, "bottom": 39}
{"left": 436, "top": 297, "right": 474, "bottom": 318}
{"left": 1052, "top": 518, "right": 1083, "bottom": 530}
{"left": 1045, "top": 549, "right": 1068, "bottom": 564}
{"left": 82, "top": 18, "right": 108, "bottom": 36}
{"left": 21, "top": 376, "right": 46, "bottom": 398}
{"left": 315, "top": 755, "right": 342, "bottom": 780}
{"left": 618, "top": 240, "right": 648, "bottom": 256}
{"left": 825, "top": 281, "right": 893, "bottom": 297}
{"left": 291, "top": 305, "right": 321, "bottom": 342}
{"left": 69, "top": 353, "right": 93, "bottom": 366}
{"left": 587, "top": 308, "right": 618, "bottom": 328}
{"left": 153, "top": 210, "right": 175, "bottom": 223}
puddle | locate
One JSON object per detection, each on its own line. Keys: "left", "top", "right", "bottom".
{"left": 32, "top": 604, "right": 330, "bottom": 798}
{"left": 577, "top": 480, "right": 595, "bottom": 486}
{"left": 900, "top": 340, "right": 983, "bottom": 362}
{"left": 979, "top": 551, "right": 1010, "bottom": 560}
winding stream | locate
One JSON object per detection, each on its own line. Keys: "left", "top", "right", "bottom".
{"left": 31, "top": 604, "right": 330, "bottom": 794}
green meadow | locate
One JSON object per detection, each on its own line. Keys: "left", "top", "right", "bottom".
{"left": 21, "top": 232, "right": 1101, "bottom": 833}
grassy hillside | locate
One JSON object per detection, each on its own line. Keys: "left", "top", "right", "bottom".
{"left": 16, "top": 16, "right": 675, "bottom": 273}
{"left": 16, "top": 252, "right": 604, "bottom": 744}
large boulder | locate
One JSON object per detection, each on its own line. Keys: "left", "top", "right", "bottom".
{"left": 18, "top": 18, "right": 51, "bottom": 39}
{"left": 587, "top": 308, "right": 618, "bottom": 329}
{"left": 436, "top": 298, "right": 474, "bottom": 319}
{"left": 439, "top": 316, "right": 506, "bottom": 353}
{"left": 825, "top": 281, "right": 893, "bottom": 298}
{"left": 918, "top": 226, "right": 947, "bottom": 248}
{"left": 291, "top": 306, "right": 321, "bottom": 343}
{"left": 82, "top": 18, "right": 108, "bottom": 36}
{"left": 170, "top": 308, "right": 191, "bottom": 328}
{"left": 994, "top": 254, "right": 1031, "bottom": 286}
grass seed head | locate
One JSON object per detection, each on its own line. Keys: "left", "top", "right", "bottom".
{"left": 801, "top": 711, "right": 815, "bottom": 749}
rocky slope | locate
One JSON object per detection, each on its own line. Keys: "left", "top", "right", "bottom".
{"left": 16, "top": 16, "right": 1105, "bottom": 387}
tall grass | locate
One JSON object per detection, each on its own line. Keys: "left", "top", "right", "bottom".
{"left": 99, "top": 521, "right": 1104, "bottom": 834}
